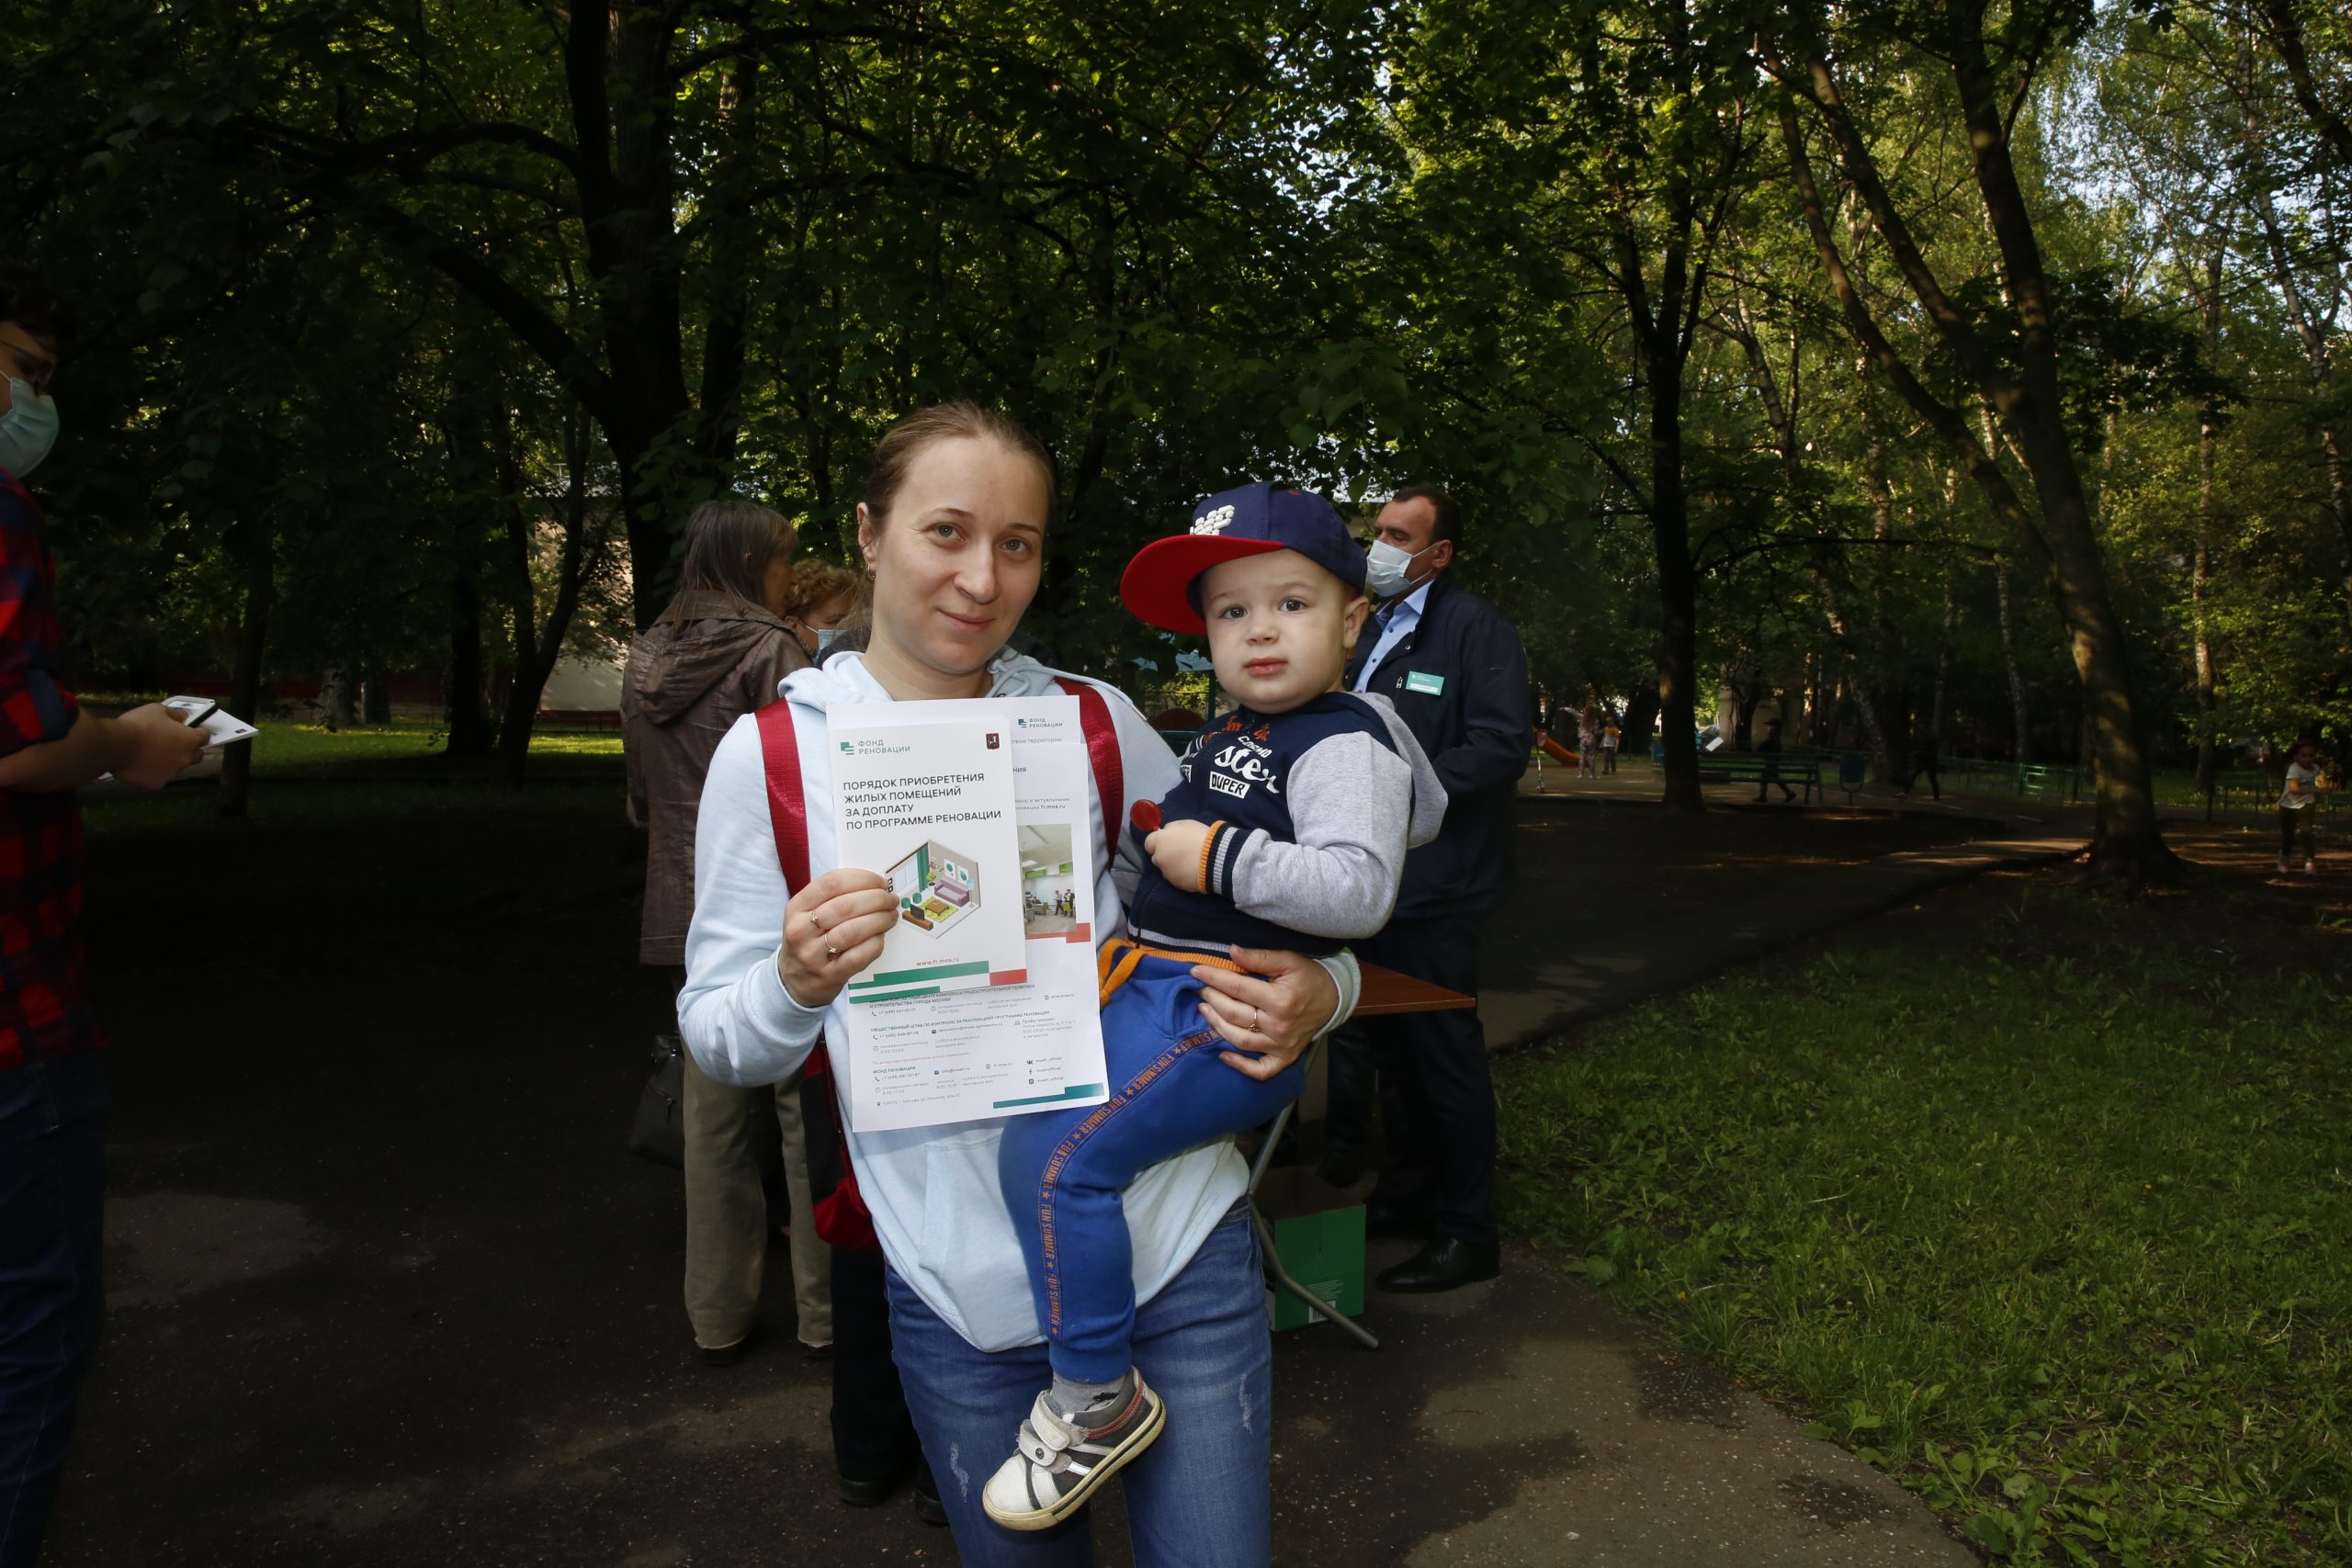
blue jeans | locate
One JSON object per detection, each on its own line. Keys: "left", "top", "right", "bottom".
{"left": 999, "top": 945, "right": 1302, "bottom": 1384}
{"left": 0, "top": 1054, "right": 107, "bottom": 1568}
{"left": 886, "top": 1201, "right": 1273, "bottom": 1566}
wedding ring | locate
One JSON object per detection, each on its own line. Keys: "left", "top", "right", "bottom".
{"left": 824, "top": 943, "right": 841, "bottom": 961}
{"left": 1253, "top": 1007, "right": 1264, "bottom": 1034}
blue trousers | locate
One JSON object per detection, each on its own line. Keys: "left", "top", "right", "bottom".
{"left": 998, "top": 945, "right": 1303, "bottom": 1384}
{"left": 0, "top": 1055, "right": 107, "bottom": 1568}
{"left": 888, "top": 1201, "right": 1273, "bottom": 1565}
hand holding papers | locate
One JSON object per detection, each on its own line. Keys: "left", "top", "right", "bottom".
{"left": 827, "top": 697, "right": 1111, "bottom": 1134}
{"left": 163, "top": 694, "right": 260, "bottom": 750}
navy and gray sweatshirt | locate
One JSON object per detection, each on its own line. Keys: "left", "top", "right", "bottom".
{"left": 1125, "top": 691, "right": 1447, "bottom": 957}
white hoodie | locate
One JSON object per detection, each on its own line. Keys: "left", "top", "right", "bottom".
{"left": 678, "top": 647, "right": 1363, "bottom": 1352}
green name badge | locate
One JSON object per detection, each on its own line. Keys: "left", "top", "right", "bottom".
{"left": 1405, "top": 671, "right": 1445, "bottom": 695}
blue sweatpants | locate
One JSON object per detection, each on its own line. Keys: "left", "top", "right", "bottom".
{"left": 998, "top": 943, "right": 1305, "bottom": 1384}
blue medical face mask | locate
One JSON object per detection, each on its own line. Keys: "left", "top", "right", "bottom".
{"left": 0, "top": 379, "right": 59, "bottom": 478}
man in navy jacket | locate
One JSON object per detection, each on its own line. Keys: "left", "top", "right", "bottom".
{"left": 1329, "top": 486, "right": 1530, "bottom": 1292}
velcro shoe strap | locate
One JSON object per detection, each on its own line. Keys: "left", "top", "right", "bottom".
{"left": 1023, "top": 1393, "right": 1080, "bottom": 1460}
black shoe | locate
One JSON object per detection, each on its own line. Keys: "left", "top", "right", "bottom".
{"left": 839, "top": 1471, "right": 902, "bottom": 1508}
{"left": 1376, "top": 1236, "right": 1501, "bottom": 1293}
{"left": 697, "top": 1322, "right": 765, "bottom": 1368}
{"left": 912, "top": 1465, "right": 949, "bottom": 1527}
{"left": 1364, "top": 1199, "right": 1434, "bottom": 1243}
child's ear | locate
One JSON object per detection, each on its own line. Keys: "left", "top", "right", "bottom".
{"left": 1342, "top": 593, "right": 1372, "bottom": 652}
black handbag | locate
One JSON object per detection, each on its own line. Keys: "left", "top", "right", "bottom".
{"left": 630, "top": 1033, "right": 687, "bottom": 1168}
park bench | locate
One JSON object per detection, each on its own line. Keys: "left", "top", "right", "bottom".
{"left": 1690, "top": 752, "right": 1823, "bottom": 804}
{"left": 2015, "top": 763, "right": 2081, "bottom": 803}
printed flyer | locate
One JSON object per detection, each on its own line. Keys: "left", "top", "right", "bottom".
{"left": 827, "top": 709, "right": 1025, "bottom": 1005}
{"left": 828, "top": 695, "right": 1110, "bottom": 1134}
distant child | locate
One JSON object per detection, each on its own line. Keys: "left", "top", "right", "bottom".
{"left": 1601, "top": 716, "right": 1621, "bottom": 773}
{"left": 983, "top": 482, "right": 1444, "bottom": 1529}
{"left": 2279, "top": 739, "right": 2321, "bottom": 874}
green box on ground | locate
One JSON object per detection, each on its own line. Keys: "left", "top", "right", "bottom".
{"left": 1254, "top": 1167, "right": 1364, "bottom": 1332}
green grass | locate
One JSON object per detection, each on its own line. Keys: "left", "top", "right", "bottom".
{"left": 80, "top": 718, "right": 625, "bottom": 836}
{"left": 1497, "top": 881, "right": 2351, "bottom": 1566}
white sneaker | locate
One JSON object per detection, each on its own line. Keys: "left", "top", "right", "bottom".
{"left": 2305, "top": 861, "right": 2318, "bottom": 874}
{"left": 981, "top": 1379, "right": 1166, "bottom": 1531}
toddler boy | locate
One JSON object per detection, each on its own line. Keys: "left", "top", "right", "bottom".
{"left": 984, "top": 482, "right": 1444, "bottom": 1529}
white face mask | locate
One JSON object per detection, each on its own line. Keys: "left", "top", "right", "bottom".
{"left": 0, "top": 379, "right": 59, "bottom": 478}
{"left": 1363, "top": 538, "right": 1433, "bottom": 599}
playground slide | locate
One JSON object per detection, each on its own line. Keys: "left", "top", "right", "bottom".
{"left": 1535, "top": 732, "right": 1578, "bottom": 766}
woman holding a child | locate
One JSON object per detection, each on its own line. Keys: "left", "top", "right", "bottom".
{"left": 679, "top": 404, "right": 1433, "bottom": 1566}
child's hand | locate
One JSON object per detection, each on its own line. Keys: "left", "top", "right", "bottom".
{"left": 1144, "top": 818, "right": 1214, "bottom": 893}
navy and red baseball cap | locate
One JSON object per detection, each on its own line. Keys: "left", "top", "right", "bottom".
{"left": 1120, "top": 481, "right": 1368, "bottom": 636}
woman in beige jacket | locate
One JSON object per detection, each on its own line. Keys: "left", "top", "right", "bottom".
{"left": 622, "top": 498, "right": 830, "bottom": 1362}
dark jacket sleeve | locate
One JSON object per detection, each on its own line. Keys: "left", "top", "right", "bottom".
{"left": 1430, "top": 604, "right": 1530, "bottom": 800}
{"left": 0, "top": 484, "right": 77, "bottom": 762}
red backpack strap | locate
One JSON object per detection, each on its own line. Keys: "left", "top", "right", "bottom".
{"left": 1056, "top": 677, "right": 1123, "bottom": 876}
{"left": 755, "top": 699, "right": 811, "bottom": 892}
{"left": 752, "top": 697, "right": 877, "bottom": 1251}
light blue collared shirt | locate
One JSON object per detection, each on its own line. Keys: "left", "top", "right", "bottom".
{"left": 1353, "top": 580, "right": 1432, "bottom": 693}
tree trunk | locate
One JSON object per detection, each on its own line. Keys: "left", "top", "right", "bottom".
{"left": 1776, "top": 38, "right": 2177, "bottom": 881}
{"left": 492, "top": 400, "right": 544, "bottom": 790}
{"left": 2194, "top": 255, "right": 2222, "bottom": 807}
{"left": 1931, "top": 564, "right": 1955, "bottom": 745}
{"left": 2192, "top": 534, "right": 2216, "bottom": 806}
{"left": 321, "top": 666, "right": 357, "bottom": 731}
{"left": 1621, "top": 683, "right": 1659, "bottom": 757}
{"left": 362, "top": 666, "right": 391, "bottom": 726}
{"left": 217, "top": 520, "right": 274, "bottom": 820}
{"left": 1650, "top": 411, "right": 1702, "bottom": 811}
{"left": 494, "top": 665, "right": 543, "bottom": 787}
{"left": 1949, "top": 29, "right": 2168, "bottom": 878}
{"left": 1860, "top": 420, "right": 1907, "bottom": 774}
{"left": 445, "top": 567, "right": 494, "bottom": 758}
{"left": 495, "top": 404, "right": 602, "bottom": 787}
{"left": 1996, "top": 560, "right": 2033, "bottom": 763}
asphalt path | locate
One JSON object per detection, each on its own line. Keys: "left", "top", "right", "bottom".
{"left": 44, "top": 786, "right": 2049, "bottom": 1565}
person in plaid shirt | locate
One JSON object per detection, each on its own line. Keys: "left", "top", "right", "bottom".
{"left": 0, "top": 262, "right": 206, "bottom": 1568}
